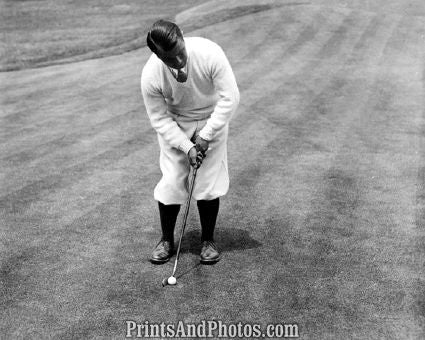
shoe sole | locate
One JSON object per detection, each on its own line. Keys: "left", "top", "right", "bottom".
{"left": 200, "top": 256, "right": 221, "bottom": 265}
{"left": 150, "top": 257, "right": 171, "bottom": 264}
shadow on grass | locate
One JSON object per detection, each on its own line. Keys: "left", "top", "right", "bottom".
{"left": 179, "top": 227, "right": 262, "bottom": 255}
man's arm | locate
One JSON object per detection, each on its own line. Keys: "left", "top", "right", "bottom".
{"left": 197, "top": 44, "right": 240, "bottom": 144}
{"left": 141, "top": 75, "right": 194, "bottom": 155}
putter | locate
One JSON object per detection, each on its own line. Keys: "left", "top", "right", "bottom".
{"left": 162, "top": 166, "right": 198, "bottom": 287}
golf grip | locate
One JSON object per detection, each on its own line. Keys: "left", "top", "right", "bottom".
{"left": 171, "top": 167, "right": 198, "bottom": 277}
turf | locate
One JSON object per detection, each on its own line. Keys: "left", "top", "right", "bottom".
{"left": 1, "top": 0, "right": 425, "bottom": 339}
{"left": 0, "top": 0, "right": 205, "bottom": 71}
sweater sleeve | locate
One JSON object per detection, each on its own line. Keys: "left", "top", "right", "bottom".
{"left": 141, "top": 72, "right": 194, "bottom": 154}
{"left": 198, "top": 45, "right": 240, "bottom": 141}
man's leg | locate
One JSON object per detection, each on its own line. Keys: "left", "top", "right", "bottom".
{"left": 150, "top": 202, "right": 180, "bottom": 264}
{"left": 150, "top": 123, "right": 195, "bottom": 264}
{"left": 197, "top": 198, "right": 221, "bottom": 264}
{"left": 159, "top": 202, "right": 180, "bottom": 242}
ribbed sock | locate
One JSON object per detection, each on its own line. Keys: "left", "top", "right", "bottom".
{"left": 197, "top": 198, "right": 220, "bottom": 242}
{"left": 158, "top": 202, "right": 180, "bottom": 242}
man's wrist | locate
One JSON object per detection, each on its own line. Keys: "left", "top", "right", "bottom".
{"left": 198, "top": 129, "right": 213, "bottom": 142}
{"left": 179, "top": 139, "right": 195, "bottom": 155}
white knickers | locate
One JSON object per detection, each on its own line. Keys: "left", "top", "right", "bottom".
{"left": 154, "top": 119, "right": 229, "bottom": 205}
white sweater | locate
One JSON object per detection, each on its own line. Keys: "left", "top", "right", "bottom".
{"left": 141, "top": 37, "right": 240, "bottom": 154}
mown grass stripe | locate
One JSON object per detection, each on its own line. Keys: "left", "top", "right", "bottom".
{"left": 233, "top": 6, "right": 351, "bottom": 120}
{"left": 0, "top": 132, "right": 155, "bottom": 215}
{"left": 1, "top": 108, "right": 150, "bottom": 170}
{"left": 224, "top": 8, "right": 399, "bottom": 246}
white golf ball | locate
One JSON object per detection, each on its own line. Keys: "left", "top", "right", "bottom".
{"left": 168, "top": 276, "right": 177, "bottom": 285}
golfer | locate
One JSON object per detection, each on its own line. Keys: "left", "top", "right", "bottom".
{"left": 141, "top": 19, "right": 239, "bottom": 264}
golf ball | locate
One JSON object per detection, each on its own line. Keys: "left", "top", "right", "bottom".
{"left": 167, "top": 276, "right": 177, "bottom": 285}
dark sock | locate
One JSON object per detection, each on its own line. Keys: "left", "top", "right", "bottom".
{"left": 197, "top": 198, "right": 219, "bottom": 242}
{"left": 158, "top": 202, "right": 180, "bottom": 242}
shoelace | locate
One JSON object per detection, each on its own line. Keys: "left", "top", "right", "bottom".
{"left": 202, "top": 240, "right": 217, "bottom": 250}
{"left": 158, "top": 240, "right": 172, "bottom": 248}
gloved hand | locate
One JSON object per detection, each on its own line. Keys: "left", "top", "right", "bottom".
{"left": 188, "top": 146, "right": 204, "bottom": 168}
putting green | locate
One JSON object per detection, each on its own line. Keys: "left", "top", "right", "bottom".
{"left": 1, "top": 0, "right": 424, "bottom": 338}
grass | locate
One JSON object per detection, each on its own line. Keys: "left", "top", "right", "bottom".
{"left": 0, "top": 0, "right": 205, "bottom": 71}
{"left": 1, "top": 0, "right": 424, "bottom": 338}
{"left": 0, "top": 1, "right": 285, "bottom": 72}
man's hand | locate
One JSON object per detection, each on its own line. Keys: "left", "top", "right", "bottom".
{"left": 195, "top": 135, "right": 209, "bottom": 157}
{"left": 188, "top": 146, "right": 204, "bottom": 168}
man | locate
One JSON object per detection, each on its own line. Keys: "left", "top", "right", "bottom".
{"left": 141, "top": 19, "right": 239, "bottom": 265}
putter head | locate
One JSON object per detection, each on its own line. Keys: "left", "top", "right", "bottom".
{"left": 162, "top": 276, "right": 177, "bottom": 287}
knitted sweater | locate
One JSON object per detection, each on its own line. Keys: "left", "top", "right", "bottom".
{"left": 141, "top": 37, "right": 240, "bottom": 154}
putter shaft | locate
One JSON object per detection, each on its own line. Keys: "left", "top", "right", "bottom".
{"left": 171, "top": 167, "right": 197, "bottom": 277}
